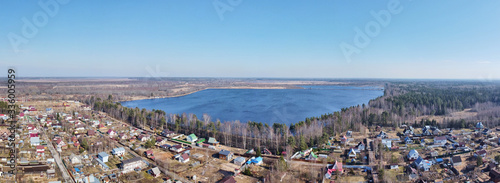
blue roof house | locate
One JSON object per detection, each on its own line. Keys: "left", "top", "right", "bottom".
{"left": 251, "top": 157, "right": 263, "bottom": 165}
{"left": 413, "top": 157, "right": 432, "bottom": 171}
{"left": 98, "top": 152, "right": 109, "bottom": 163}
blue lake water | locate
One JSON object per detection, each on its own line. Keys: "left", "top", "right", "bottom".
{"left": 121, "top": 86, "right": 384, "bottom": 125}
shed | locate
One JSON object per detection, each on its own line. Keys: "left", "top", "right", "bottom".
{"left": 233, "top": 157, "right": 246, "bottom": 166}
{"left": 219, "top": 150, "right": 233, "bottom": 161}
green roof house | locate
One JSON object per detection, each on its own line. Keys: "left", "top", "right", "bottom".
{"left": 187, "top": 134, "right": 198, "bottom": 142}
{"left": 208, "top": 137, "right": 219, "bottom": 145}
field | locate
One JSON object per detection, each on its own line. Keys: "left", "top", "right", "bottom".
{"left": 416, "top": 108, "right": 478, "bottom": 124}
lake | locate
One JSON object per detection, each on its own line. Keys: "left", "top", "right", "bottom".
{"left": 121, "top": 85, "right": 384, "bottom": 125}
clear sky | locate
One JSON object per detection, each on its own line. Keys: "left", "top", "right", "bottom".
{"left": 1, "top": 0, "right": 500, "bottom": 79}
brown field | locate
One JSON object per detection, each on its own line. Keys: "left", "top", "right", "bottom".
{"left": 416, "top": 108, "right": 478, "bottom": 123}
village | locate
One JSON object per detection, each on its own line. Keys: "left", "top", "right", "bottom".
{"left": 3, "top": 99, "right": 500, "bottom": 183}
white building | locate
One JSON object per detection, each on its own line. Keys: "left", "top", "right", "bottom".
{"left": 112, "top": 147, "right": 126, "bottom": 156}
{"left": 121, "top": 157, "right": 146, "bottom": 173}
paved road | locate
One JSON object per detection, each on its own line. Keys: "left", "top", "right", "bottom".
{"left": 32, "top": 117, "right": 75, "bottom": 183}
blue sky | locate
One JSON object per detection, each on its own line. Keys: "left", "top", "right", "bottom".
{"left": 1, "top": 0, "right": 499, "bottom": 79}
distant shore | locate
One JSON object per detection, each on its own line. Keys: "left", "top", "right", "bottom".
{"left": 118, "top": 85, "right": 297, "bottom": 102}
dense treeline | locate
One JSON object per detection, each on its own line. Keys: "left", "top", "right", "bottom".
{"left": 87, "top": 95, "right": 167, "bottom": 129}
{"left": 388, "top": 85, "right": 500, "bottom": 116}
{"left": 85, "top": 82, "right": 500, "bottom": 156}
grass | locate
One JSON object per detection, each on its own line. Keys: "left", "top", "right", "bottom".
{"left": 106, "top": 155, "right": 122, "bottom": 169}
{"left": 171, "top": 139, "right": 192, "bottom": 144}
{"left": 337, "top": 176, "right": 366, "bottom": 182}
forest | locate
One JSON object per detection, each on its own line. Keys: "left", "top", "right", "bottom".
{"left": 82, "top": 81, "right": 500, "bottom": 156}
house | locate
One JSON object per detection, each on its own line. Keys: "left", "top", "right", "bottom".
{"left": 413, "top": 156, "right": 431, "bottom": 171}
{"left": 483, "top": 128, "right": 492, "bottom": 135}
{"left": 208, "top": 137, "right": 219, "bottom": 146}
{"left": 219, "top": 176, "right": 237, "bottom": 183}
{"left": 145, "top": 150, "right": 154, "bottom": 157}
{"left": 430, "top": 150, "right": 439, "bottom": 157}
{"left": 348, "top": 148, "right": 357, "bottom": 158}
{"left": 149, "top": 167, "right": 161, "bottom": 178}
{"left": 87, "top": 130, "right": 96, "bottom": 136}
{"left": 262, "top": 148, "right": 273, "bottom": 155}
{"left": 112, "top": 147, "right": 126, "bottom": 156}
{"left": 489, "top": 169, "right": 500, "bottom": 183}
{"left": 161, "top": 129, "right": 174, "bottom": 137}
{"left": 30, "top": 137, "right": 41, "bottom": 146}
{"left": 219, "top": 150, "right": 233, "bottom": 161}
{"left": 422, "top": 126, "right": 442, "bottom": 135}
{"left": 36, "top": 145, "right": 45, "bottom": 156}
{"left": 377, "top": 131, "right": 388, "bottom": 139}
{"left": 357, "top": 142, "right": 365, "bottom": 151}
{"left": 390, "top": 164, "right": 399, "bottom": 169}
{"left": 403, "top": 126, "right": 414, "bottom": 136}
{"left": 155, "top": 136, "right": 163, "bottom": 143}
{"left": 306, "top": 152, "right": 318, "bottom": 160}
{"left": 75, "top": 124, "right": 85, "bottom": 131}
{"left": 26, "top": 124, "right": 36, "bottom": 131}
{"left": 82, "top": 175, "right": 100, "bottom": 183}
{"left": 434, "top": 136, "right": 447, "bottom": 145}
{"left": 98, "top": 152, "right": 109, "bottom": 163}
{"left": 325, "top": 160, "right": 343, "bottom": 179}
{"left": 82, "top": 105, "right": 91, "bottom": 111}
{"left": 234, "top": 157, "right": 246, "bottom": 166}
{"left": 488, "top": 162, "right": 498, "bottom": 171}
{"left": 170, "top": 145, "right": 183, "bottom": 153}
{"left": 73, "top": 141, "right": 80, "bottom": 148}
{"left": 432, "top": 128, "right": 442, "bottom": 135}
{"left": 118, "top": 133, "right": 128, "bottom": 140}
{"left": 475, "top": 150, "right": 487, "bottom": 157}
{"left": 176, "top": 153, "right": 189, "bottom": 163}
{"left": 51, "top": 123, "right": 62, "bottom": 128}
{"left": 137, "top": 134, "right": 149, "bottom": 142}
{"left": 98, "top": 124, "right": 105, "bottom": 130}
{"left": 451, "top": 156, "right": 462, "bottom": 166}
{"left": 422, "top": 126, "right": 432, "bottom": 136}
{"left": 107, "top": 129, "right": 116, "bottom": 136}
{"left": 346, "top": 131, "right": 353, "bottom": 137}
{"left": 187, "top": 134, "right": 198, "bottom": 142}
{"left": 477, "top": 122, "right": 484, "bottom": 129}
{"left": 405, "top": 137, "right": 413, "bottom": 144}
{"left": 121, "top": 157, "right": 146, "bottom": 173}
{"left": 55, "top": 139, "right": 66, "bottom": 148}
{"left": 250, "top": 156, "right": 263, "bottom": 165}
{"left": 91, "top": 120, "right": 100, "bottom": 127}
{"left": 0, "top": 114, "right": 9, "bottom": 120}
{"left": 340, "top": 135, "right": 348, "bottom": 144}
{"left": 70, "top": 154, "right": 81, "bottom": 164}
{"left": 407, "top": 149, "right": 419, "bottom": 160}
{"left": 381, "top": 139, "right": 392, "bottom": 148}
